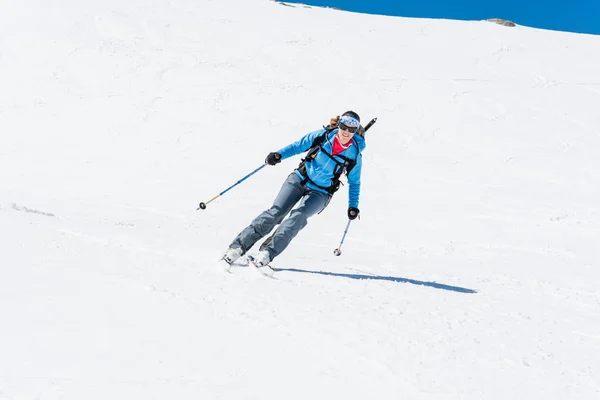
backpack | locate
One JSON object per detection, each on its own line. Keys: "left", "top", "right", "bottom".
{"left": 296, "top": 115, "right": 366, "bottom": 194}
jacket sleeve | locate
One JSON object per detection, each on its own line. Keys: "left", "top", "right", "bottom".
{"left": 277, "top": 129, "right": 326, "bottom": 161}
{"left": 347, "top": 154, "right": 362, "bottom": 209}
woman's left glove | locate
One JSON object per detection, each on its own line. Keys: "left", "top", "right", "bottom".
{"left": 348, "top": 207, "right": 360, "bottom": 220}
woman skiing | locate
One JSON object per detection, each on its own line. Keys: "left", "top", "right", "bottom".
{"left": 222, "top": 111, "right": 365, "bottom": 275}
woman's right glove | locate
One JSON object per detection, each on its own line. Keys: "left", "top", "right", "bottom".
{"left": 265, "top": 152, "right": 282, "bottom": 166}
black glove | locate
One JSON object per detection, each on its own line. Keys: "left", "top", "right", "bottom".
{"left": 348, "top": 207, "right": 360, "bottom": 220}
{"left": 265, "top": 152, "right": 282, "bottom": 166}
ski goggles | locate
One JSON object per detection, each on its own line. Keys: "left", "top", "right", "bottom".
{"left": 338, "top": 115, "right": 360, "bottom": 133}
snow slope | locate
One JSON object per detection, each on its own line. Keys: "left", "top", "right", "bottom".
{"left": 1, "top": 0, "right": 599, "bottom": 398}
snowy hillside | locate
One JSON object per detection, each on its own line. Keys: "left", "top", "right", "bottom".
{"left": 1, "top": 0, "right": 599, "bottom": 398}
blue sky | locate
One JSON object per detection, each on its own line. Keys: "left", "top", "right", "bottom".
{"left": 285, "top": 0, "right": 599, "bottom": 35}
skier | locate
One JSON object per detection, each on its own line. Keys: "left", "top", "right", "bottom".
{"left": 222, "top": 111, "right": 365, "bottom": 273}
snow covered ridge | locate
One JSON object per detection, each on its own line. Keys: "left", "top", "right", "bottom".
{"left": 1, "top": 0, "right": 600, "bottom": 399}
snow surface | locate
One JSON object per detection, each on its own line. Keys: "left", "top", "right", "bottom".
{"left": 1, "top": 0, "right": 600, "bottom": 398}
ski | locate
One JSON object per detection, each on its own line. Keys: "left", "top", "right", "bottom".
{"left": 247, "top": 255, "right": 276, "bottom": 278}
{"left": 217, "top": 258, "right": 234, "bottom": 273}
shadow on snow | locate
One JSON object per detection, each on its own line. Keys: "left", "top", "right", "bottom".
{"left": 274, "top": 267, "right": 477, "bottom": 294}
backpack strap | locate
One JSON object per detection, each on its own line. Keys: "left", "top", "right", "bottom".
{"left": 297, "top": 129, "right": 360, "bottom": 194}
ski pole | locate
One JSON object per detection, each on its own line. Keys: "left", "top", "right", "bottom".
{"left": 198, "top": 164, "right": 266, "bottom": 210}
{"left": 333, "top": 219, "right": 352, "bottom": 256}
{"left": 332, "top": 118, "right": 375, "bottom": 254}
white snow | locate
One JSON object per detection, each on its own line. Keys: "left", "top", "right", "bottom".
{"left": 1, "top": 0, "right": 600, "bottom": 398}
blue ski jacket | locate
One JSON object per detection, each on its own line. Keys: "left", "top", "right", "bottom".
{"left": 277, "top": 128, "right": 366, "bottom": 208}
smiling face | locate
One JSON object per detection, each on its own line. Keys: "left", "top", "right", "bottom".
{"left": 337, "top": 125, "right": 356, "bottom": 145}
